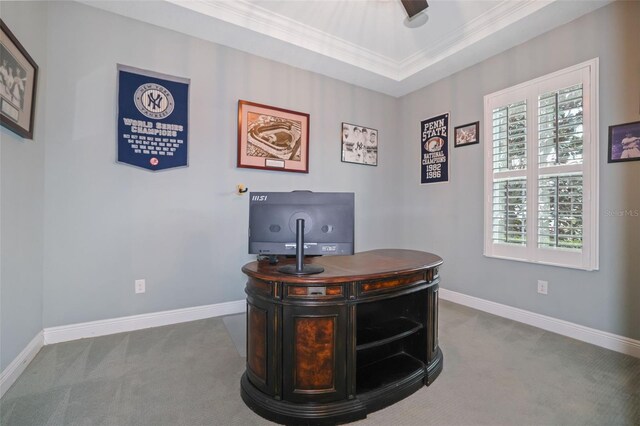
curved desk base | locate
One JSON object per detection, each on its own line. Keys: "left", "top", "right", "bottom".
{"left": 241, "top": 349, "right": 443, "bottom": 425}
{"left": 240, "top": 250, "right": 444, "bottom": 425}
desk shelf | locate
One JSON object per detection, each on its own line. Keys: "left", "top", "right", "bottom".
{"left": 355, "top": 289, "right": 429, "bottom": 402}
{"left": 356, "top": 317, "right": 423, "bottom": 351}
{"left": 356, "top": 352, "right": 424, "bottom": 394}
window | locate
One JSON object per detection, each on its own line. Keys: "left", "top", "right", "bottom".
{"left": 484, "top": 59, "right": 599, "bottom": 270}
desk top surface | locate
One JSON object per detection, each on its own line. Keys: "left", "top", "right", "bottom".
{"left": 242, "top": 249, "right": 443, "bottom": 284}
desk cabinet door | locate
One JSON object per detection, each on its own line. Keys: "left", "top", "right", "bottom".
{"left": 282, "top": 305, "right": 347, "bottom": 403}
{"left": 426, "top": 284, "right": 439, "bottom": 364}
{"left": 246, "top": 300, "right": 277, "bottom": 396}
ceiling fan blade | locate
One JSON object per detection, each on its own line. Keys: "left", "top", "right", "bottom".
{"left": 401, "top": 0, "right": 429, "bottom": 18}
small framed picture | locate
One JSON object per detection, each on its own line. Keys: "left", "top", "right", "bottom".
{"left": 0, "top": 19, "right": 38, "bottom": 139}
{"left": 454, "top": 121, "right": 479, "bottom": 147}
{"left": 341, "top": 122, "right": 378, "bottom": 166}
{"left": 237, "top": 100, "right": 309, "bottom": 173}
{"left": 608, "top": 120, "right": 640, "bottom": 163}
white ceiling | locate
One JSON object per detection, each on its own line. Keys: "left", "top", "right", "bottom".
{"left": 81, "top": 0, "right": 610, "bottom": 97}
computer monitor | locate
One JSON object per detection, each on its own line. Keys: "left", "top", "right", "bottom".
{"left": 248, "top": 191, "right": 355, "bottom": 257}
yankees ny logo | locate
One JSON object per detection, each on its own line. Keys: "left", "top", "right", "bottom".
{"left": 146, "top": 92, "right": 164, "bottom": 111}
{"left": 134, "top": 83, "right": 175, "bottom": 119}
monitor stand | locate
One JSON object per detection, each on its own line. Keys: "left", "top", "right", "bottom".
{"left": 278, "top": 218, "right": 324, "bottom": 275}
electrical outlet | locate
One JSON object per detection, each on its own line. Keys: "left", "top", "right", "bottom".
{"left": 537, "top": 280, "right": 548, "bottom": 295}
{"left": 135, "top": 279, "right": 146, "bottom": 294}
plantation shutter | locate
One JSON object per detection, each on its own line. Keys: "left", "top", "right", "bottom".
{"left": 537, "top": 84, "right": 585, "bottom": 250}
{"left": 491, "top": 101, "right": 528, "bottom": 247}
{"left": 484, "top": 59, "right": 599, "bottom": 270}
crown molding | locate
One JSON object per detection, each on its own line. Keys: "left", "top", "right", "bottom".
{"left": 167, "top": 0, "right": 400, "bottom": 79}
{"left": 167, "top": 0, "right": 557, "bottom": 82}
{"left": 76, "top": 0, "right": 612, "bottom": 97}
{"left": 398, "top": 0, "right": 552, "bottom": 79}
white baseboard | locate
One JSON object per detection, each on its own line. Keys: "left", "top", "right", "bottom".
{"left": 0, "top": 331, "right": 44, "bottom": 398}
{"left": 1, "top": 300, "right": 246, "bottom": 397}
{"left": 439, "top": 288, "right": 640, "bottom": 359}
{"left": 44, "top": 299, "right": 246, "bottom": 345}
{"left": 9, "top": 292, "right": 637, "bottom": 398}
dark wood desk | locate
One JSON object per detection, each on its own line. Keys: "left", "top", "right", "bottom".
{"left": 241, "top": 249, "right": 443, "bottom": 425}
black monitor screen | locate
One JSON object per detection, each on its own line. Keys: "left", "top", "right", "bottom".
{"left": 248, "top": 191, "right": 355, "bottom": 256}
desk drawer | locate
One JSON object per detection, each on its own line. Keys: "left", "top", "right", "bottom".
{"left": 286, "top": 285, "right": 344, "bottom": 299}
{"left": 359, "top": 272, "right": 425, "bottom": 295}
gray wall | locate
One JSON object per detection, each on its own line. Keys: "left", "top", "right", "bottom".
{"left": 398, "top": 1, "right": 640, "bottom": 340}
{"left": 40, "top": 2, "right": 401, "bottom": 327}
{"left": 2, "top": 0, "right": 639, "bottom": 372}
{"left": 0, "top": 2, "right": 47, "bottom": 371}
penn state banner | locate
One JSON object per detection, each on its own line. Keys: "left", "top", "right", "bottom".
{"left": 117, "top": 65, "right": 189, "bottom": 171}
{"left": 420, "top": 112, "right": 449, "bottom": 184}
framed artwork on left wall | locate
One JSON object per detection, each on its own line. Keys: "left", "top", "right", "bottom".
{"left": 237, "top": 100, "right": 310, "bottom": 173}
{"left": 0, "top": 19, "right": 38, "bottom": 139}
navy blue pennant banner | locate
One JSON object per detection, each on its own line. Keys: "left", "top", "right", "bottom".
{"left": 420, "top": 112, "right": 449, "bottom": 184}
{"left": 117, "top": 65, "right": 189, "bottom": 171}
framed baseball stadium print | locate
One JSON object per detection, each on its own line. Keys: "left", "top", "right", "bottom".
{"left": 237, "top": 100, "right": 309, "bottom": 173}
{"left": 608, "top": 120, "right": 640, "bottom": 163}
{"left": 341, "top": 122, "right": 378, "bottom": 166}
{"left": 0, "top": 19, "right": 38, "bottom": 139}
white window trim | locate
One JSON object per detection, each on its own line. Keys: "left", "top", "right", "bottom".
{"left": 483, "top": 58, "right": 599, "bottom": 271}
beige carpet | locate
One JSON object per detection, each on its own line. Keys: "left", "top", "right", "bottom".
{"left": 2, "top": 300, "right": 638, "bottom": 425}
